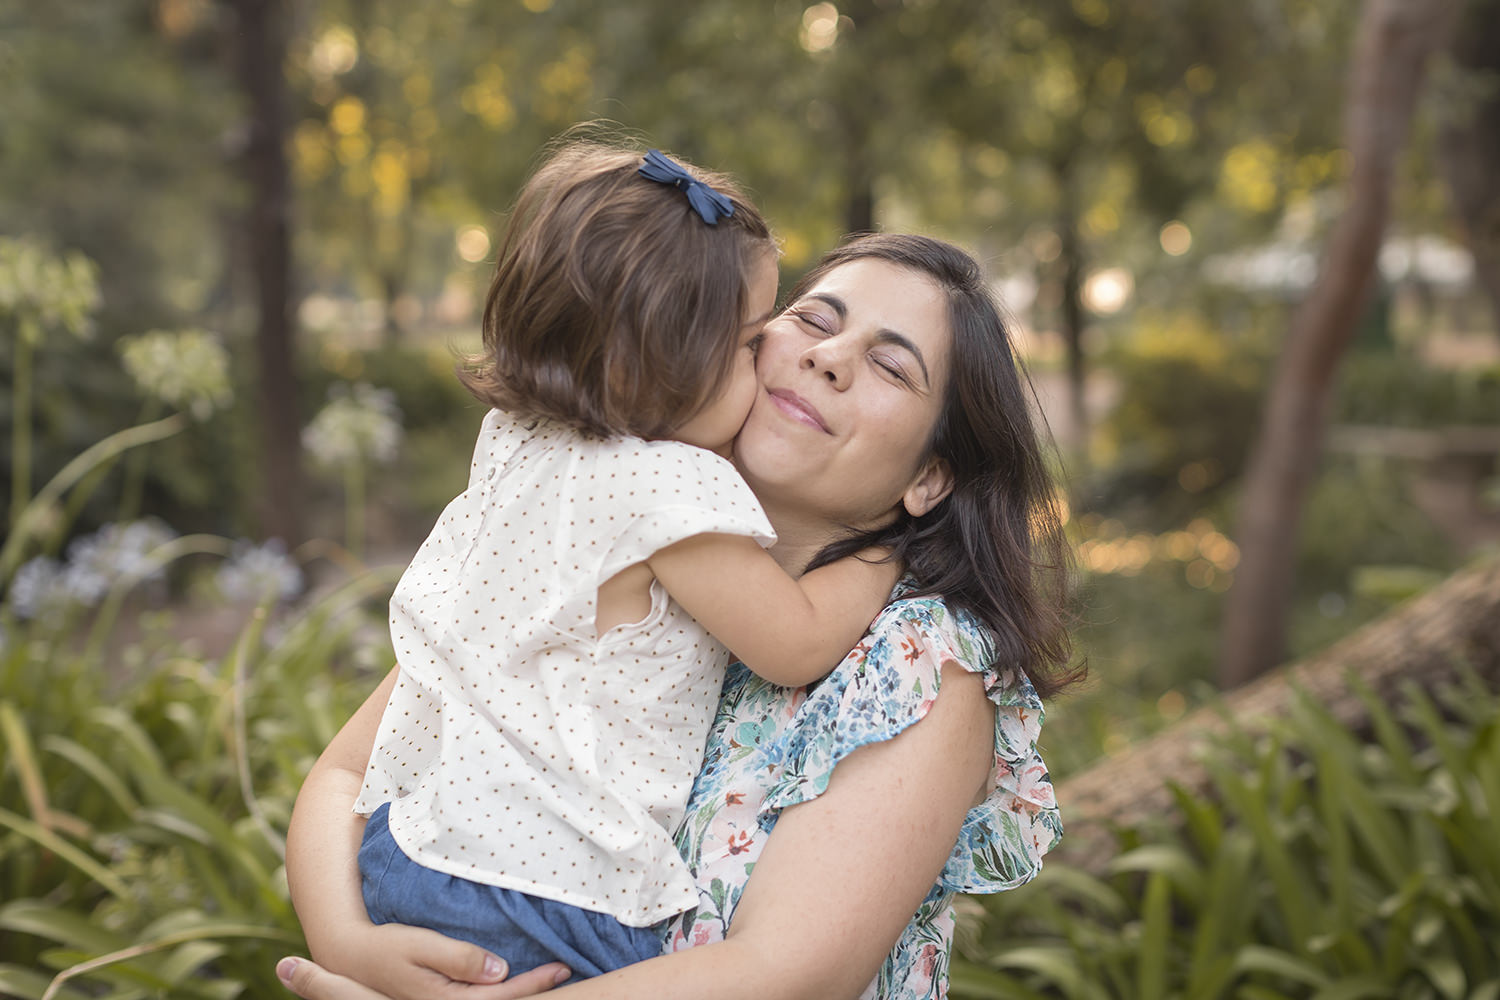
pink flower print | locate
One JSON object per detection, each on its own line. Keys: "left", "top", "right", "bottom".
{"left": 1011, "top": 760, "right": 1056, "bottom": 810}
{"left": 692, "top": 923, "right": 714, "bottom": 947}
{"left": 726, "top": 829, "right": 754, "bottom": 855}
{"left": 919, "top": 944, "right": 940, "bottom": 977}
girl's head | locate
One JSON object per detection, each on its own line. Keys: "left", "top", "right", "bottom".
{"left": 736, "top": 233, "right": 1078, "bottom": 696}
{"left": 460, "top": 142, "right": 777, "bottom": 446}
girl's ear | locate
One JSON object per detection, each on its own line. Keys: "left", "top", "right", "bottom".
{"left": 901, "top": 457, "right": 954, "bottom": 518}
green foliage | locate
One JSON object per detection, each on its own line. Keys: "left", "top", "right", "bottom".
{"left": 1047, "top": 565, "right": 1224, "bottom": 779}
{"left": 955, "top": 672, "right": 1500, "bottom": 1000}
{"left": 1086, "top": 313, "right": 1269, "bottom": 523}
{"left": 0, "top": 552, "right": 394, "bottom": 996}
{"left": 1296, "top": 458, "right": 1458, "bottom": 605}
{"left": 1333, "top": 354, "right": 1500, "bottom": 429}
{"left": 304, "top": 343, "right": 485, "bottom": 523}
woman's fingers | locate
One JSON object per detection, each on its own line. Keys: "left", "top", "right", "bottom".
{"left": 278, "top": 957, "right": 388, "bottom": 999}
{"left": 492, "top": 963, "right": 572, "bottom": 994}
{"left": 275, "top": 956, "right": 571, "bottom": 1000}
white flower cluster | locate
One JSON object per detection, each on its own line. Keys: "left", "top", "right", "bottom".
{"left": 7, "top": 519, "right": 177, "bottom": 625}
{"left": 118, "top": 329, "right": 233, "bottom": 420}
{"left": 0, "top": 236, "right": 100, "bottom": 344}
{"left": 216, "top": 539, "right": 303, "bottom": 604}
{"left": 302, "top": 382, "right": 403, "bottom": 469}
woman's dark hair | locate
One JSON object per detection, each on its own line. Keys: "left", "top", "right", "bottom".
{"left": 802, "top": 234, "right": 1081, "bottom": 698}
{"left": 459, "top": 141, "right": 775, "bottom": 439}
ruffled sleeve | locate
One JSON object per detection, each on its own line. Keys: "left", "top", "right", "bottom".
{"left": 761, "top": 590, "right": 1062, "bottom": 894}
{"left": 597, "top": 441, "right": 776, "bottom": 582}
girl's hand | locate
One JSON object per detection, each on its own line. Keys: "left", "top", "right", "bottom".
{"left": 303, "top": 923, "right": 570, "bottom": 1000}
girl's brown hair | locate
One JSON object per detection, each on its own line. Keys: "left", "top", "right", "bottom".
{"left": 459, "top": 142, "right": 775, "bottom": 439}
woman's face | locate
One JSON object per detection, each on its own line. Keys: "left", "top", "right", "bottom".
{"left": 733, "top": 257, "right": 954, "bottom": 534}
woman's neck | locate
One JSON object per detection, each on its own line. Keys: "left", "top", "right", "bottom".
{"left": 759, "top": 500, "right": 845, "bottom": 578}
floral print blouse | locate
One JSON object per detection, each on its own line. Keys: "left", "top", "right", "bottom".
{"left": 658, "top": 584, "right": 1062, "bottom": 999}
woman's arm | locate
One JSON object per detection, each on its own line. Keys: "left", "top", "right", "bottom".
{"left": 286, "top": 668, "right": 567, "bottom": 1000}
{"left": 647, "top": 533, "right": 901, "bottom": 686}
{"left": 280, "top": 662, "right": 994, "bottom": 1000}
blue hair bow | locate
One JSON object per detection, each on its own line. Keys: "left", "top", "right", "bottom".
{"left": 638, "top": 149, "right": 735, "bottom": 226}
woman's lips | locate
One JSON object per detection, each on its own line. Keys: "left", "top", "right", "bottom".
{"left": 766, "top": 388, "right": 831, "bottom": 433}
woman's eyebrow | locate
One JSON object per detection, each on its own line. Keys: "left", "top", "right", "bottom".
{"left": 805, "top": 292, "right": 847, "bottom": 320}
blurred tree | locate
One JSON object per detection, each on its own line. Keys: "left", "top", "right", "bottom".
{"left": 285, "top": 2, "right": 561, "bottom": 340}
{"left": 1437, "top": 0, "right": 1500, "bottom": 333}
{"left": 1220, "top": 0, "right": 1463, "bottom": 688}
{"left": 227, "top": 0, "right": 304, "bottom": 545}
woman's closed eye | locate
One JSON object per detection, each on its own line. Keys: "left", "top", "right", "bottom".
{"left": 787, "top": 307, "right": 834, "bottom": 335}
{"left": 873, "top": 354, "right": 910, "bottom": 384}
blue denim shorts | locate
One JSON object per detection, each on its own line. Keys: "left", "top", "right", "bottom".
{"left": 358, "top": 802, "right": 662, "bottom": 981}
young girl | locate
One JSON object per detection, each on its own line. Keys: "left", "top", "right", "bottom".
{"left": 322, "top": 144, "right": 900, "bottom": 986}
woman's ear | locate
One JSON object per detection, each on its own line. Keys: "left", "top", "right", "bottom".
{"left": 902, "top": 457, "right": 954, "bottom": 518}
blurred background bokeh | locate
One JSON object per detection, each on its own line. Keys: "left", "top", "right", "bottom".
{"left": 2, "top": 0, "right": 1499, "bottom": 996}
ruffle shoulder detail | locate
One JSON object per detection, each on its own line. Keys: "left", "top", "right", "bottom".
{"left": 762, "top": 589, "right": 1062, "bottom": 894}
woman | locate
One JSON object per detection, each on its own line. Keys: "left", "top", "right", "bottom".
{"left": 280, "top": 234, "right": 1076, "bottom": 1000}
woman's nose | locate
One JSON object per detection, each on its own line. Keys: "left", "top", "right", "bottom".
{"left": 800, "top": 339, "right": 851, "bottom": 389}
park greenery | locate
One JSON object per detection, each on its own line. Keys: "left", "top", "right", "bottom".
{"left": 2, "top": 0, "right": 1499, "bottom": 996}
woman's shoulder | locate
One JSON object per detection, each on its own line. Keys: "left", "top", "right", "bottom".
{"left": 860, "top": 583, "right": 1038, "bottom": 706}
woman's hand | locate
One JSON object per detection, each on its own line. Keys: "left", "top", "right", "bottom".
{"left": 275, "top": 942, "right": 570, "bottom": 1000}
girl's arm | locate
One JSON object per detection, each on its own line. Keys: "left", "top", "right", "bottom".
{"left": 286, "top": 667, "right": 396, "bottom": 956}
{"left": 286, "top": 668, "right": 567, "bottom": 1000}
{"left": 279, "top": 662, "right": 995, "bottom": 1000}
{"left": 646, "top": 533, "right": 901, "bottom": 686}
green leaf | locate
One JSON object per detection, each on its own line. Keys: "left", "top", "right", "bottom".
{"left": 1309, "top": 977, "right": 1392, "bottom": 1000}
{"left": 0, "top": 900, "right": 126, "bottom": 953}
{"left": 1231, "top": 945, "right": 1331, "bottom": 988}
{"left": 948, "top": 962, "right": 1049, "bottom": 1000}
{"left": 991, "top": 945, "right": 1110, "bottom": 1000}
{"left": 40, "top": 735, "right": 140, "bottom": 814}
{"left": 0, "top": 963, "right": 85, "bottom": 1000}
{"left": 1035, "top": 865, "right": 1130, "bottom": 920}
{"left": 1136, "top": 870, "right": 1172, "bottom": 1000}
{"left": 1187, "top": 828, "right": 1256, "bottom": 995}
{"left": 1108, "top": 843, "right": 1203, "bottom": 899}
{"left": 1420, "top": 957, "right": 1466, "bottom": 1000}
{"left": 0, "top": 809, "right": 129, "bottom": 898}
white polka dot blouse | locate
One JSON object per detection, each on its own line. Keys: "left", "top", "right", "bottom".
{"left": 353, "top": 409, "right": 776, "bottom": 927}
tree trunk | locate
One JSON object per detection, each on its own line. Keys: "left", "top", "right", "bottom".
{"left": 1057, "top": 172, "right": 1088, "bottom": 448}
{"left": 232, "top": 0, "right": 303, "bottom": 544}
{"left": 1056, "top": 557, "right": 1500, "bottom": 874}
{"left": 1218, "top": 0, "right": 1460, "bottom": 688}
{"left": 844, "top": 179, "right": 875, "bottom": 237}
{"left": 1437, "top": 0, "right": 1500, "bottom": 335}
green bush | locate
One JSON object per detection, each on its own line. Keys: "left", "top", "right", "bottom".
{"left": 1086, "top": 313, "right": 1268, "bottom": 525}
{"left": 953, "top": 671, "right": 1500, "bottom": 1000}
{"left": 0, "top": 553, "right": 394, "bottom": 998}
{"left": 1333, "top": 354, "right": 1500, "bottom": 429}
